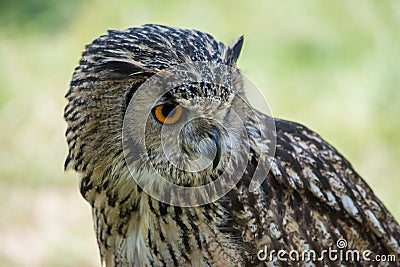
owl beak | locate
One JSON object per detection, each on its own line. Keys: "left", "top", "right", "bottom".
{"left": 207, "top": 128, "right": 221, "bottom": 170}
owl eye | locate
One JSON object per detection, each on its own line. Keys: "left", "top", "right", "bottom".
{"left": 153, "top": 103, "right": 183, "bottom": 125}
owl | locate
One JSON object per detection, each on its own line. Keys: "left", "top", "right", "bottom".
{"left": 64, "top": 24, "right": 400, "bottom": 266}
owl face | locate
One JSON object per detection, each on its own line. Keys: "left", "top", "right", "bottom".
{"left": 65, "top": 26, "right": 274, "bottom": 206}
{"left": 146, "top": 88, "right": 236, "bottom": 176}
{"left": 122, "top": 63, "right": 250, "bottom": 188}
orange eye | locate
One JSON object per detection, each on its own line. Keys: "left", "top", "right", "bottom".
{"left": 153, "top": 103, "right": 183, "bottom": 124}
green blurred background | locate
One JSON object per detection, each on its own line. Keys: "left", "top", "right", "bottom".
{"left": 0, "top": 0, "right": 399, "bottom": 266}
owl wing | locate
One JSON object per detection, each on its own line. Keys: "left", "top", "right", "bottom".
{"left": 233, "top": 111, "right": 400, "bottom": 264}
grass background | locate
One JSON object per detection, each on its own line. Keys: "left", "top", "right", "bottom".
{"left": 0, "top": 0, "right": 399, "bottom": 266}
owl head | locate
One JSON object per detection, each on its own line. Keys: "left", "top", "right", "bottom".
{"left": 65, "top": 24, "right": 271, "bottom": 206}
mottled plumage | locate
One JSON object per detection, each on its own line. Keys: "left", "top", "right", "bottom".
{"left": 65, "top": 24, "right": 400, "bottom": 266}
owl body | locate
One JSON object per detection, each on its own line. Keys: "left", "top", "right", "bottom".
{"left": 65, "top": 24, "right": 400, "bottom": 266}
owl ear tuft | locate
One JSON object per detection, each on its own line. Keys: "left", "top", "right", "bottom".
{"left": 224, "top": 35, "right": 244, "bottom": 66}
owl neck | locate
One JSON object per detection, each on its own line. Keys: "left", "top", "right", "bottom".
{"left": 86, "top": 161, "right": 250, "bottom": 266}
